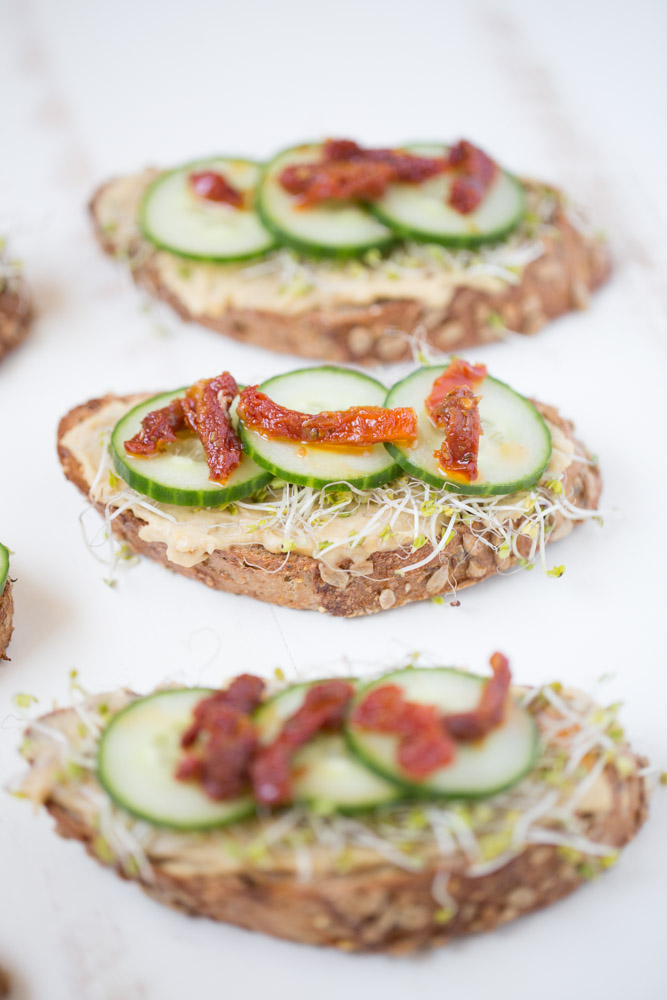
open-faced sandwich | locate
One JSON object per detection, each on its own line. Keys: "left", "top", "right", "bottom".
{"left": 0, "top": 240, "right": 31, "bottom": 363}
{"left": 57, "top": 358, "right": 601, "bottom": 616}
{"left": 19, "top": 653, "right": 650, "bottom": 953}
{"left": 91, "top": 139, "right": 610, "bottom": 363}
{"left": 0, "top": 543, "right": 13, "bottom": 660}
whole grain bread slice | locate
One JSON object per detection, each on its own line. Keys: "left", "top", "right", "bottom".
{"left": 0, "top": 278, "right": 31, "bottom": 364}
{"left": 89, "top": 173, "right": 611, "bottom": 364}
{"left": 0, "top": 580, "right": 13, "bottom": 660}
{"left": 57, "top": 396, "right": 602, "bottom": 617}
{"left": 22, "top": 694, "right": 649, "bottom": 954}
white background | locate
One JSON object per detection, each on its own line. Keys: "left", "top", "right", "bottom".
{"left": 1, "top": 0, "right": 666, "bottom": 997}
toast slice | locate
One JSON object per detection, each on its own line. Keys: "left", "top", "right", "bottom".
{"left": 0, "top": 580, "right": 13, "bottom": 660}
{"left": 57, "top": 394, "right": 602, "bottom": 617}
{"left": 90, "top": 172, "right": 610, "bottom": 364}
{"left": 0, "top": 271, "right": 31, "bottom": 364}
{"left": 20, "top": 683, "right": 650, "bottom": 954}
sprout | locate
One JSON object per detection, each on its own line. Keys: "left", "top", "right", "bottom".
{"left": 13, "top": 693, "right": 38, "bottom": 709}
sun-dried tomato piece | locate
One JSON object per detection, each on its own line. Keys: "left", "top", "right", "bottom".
{"left": 432, "top": 385, "right": 482, "bottom": 481}
{"left": 444, "top": 652, "right": 511, "bottom": 741}
{"left": 279, "top": 160, "right": 395, "bottom": 206}
{"left": 351, "top": 685, "right": 456, "bottom": 778}
{"left": 237, "top": 386, "right": 417, "bottom": 448}
{"left": 124, "top": 399, "right": 188, "bottom": 457}
{"left": 279, "top": 139, "right": 447, "bottom": 206}
{"left": 323, "top": 139, "right": 447, "bottom": 183}
{"left": 189, "top": 170, "right": 244, "bottom": 208}
{"left": 445, "top": 140, "right": 498, "bottom": 215}
{"left": 425, "top": 359, "right": 487, "bottom": 482}
{"left": 180, "top": 674, "right": 266, "bottom": 749}
{"left": 123, "top": 372, "right": 243, "bottom": 484}
{"left": 323, "top": 139, "right": 364, "bottom": 161}
{"left": 426, "top": 359, "right": 487, "bottom": 418}
{"left": 252, "top": 680, "right": 355, "bottom": 806}
{"left": 176, "top": 674, "right": 266, "bottom": 801}
{"left": 181, "top": 371, "right": 242, "bottom": 484}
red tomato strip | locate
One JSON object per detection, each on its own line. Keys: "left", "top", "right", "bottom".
{"left": 432, "top": 385, "right": 482, "bottom": 482}
{"left": 181, "top": 372, "right": 243, "bottom": 484}
{"left": 280, "top": 160, "right": 396, "bottom": 206}
{"left": 237, "top": 385, "right": 418, "bottom": 447}
{"left": 189, "top": 170, "right": 244, "bottom": 207}
{"left": 445, "top": 140, "right": 498, "bottom": 215}
{"left": 123, "top": 399, "right": 187, "bottom": 456}
{"left": 175, "top": 675, "right": 266, "bottom": 801}
{"left": 251, "top": 680, "right": 355, "bottom": 806}
{"left": 277, "top": 137, "right": 498, "bottom": 213}
{"left": 444, "top": 652, "right": 511, "bottom": 741}
{"left": 279, "top": 138, "right": 447, "bottom": 206}
{"left": 351, "top": 653, "right": 512, "bottom": 779}
{"left": 351, "top": 684, "right": 456, "bottom": 778}
{"left": 426, "top": 359, "right": 487, "bottom": 483}
{"left": 426, "top": 359, "right": 487, "bottom": 417}
{"left": 124, "top": 371, "right": 243, "bottom": 485}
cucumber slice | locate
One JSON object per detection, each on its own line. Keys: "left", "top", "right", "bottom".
{"left": 97, "top": 689, "right": 255, "bottom": 830}
{"left": 369, "top": 143, "right": 525, "bottom": 248}
{"left": 111, "top": 389, "right": 272, "bottom": 507}
{"left": 140, "top": 158, "right": 277, "bottom": 262}
{"left": 255, "top": 682, "right": 399, "bottom": 812}
{"left": 384, "top": 365, "right": 551, "bottom": 496}
{"left": 345, "top": 668, "right": 538, "bottom": 798}
{"left": 257, "top": 144, "right": 394, "bottom": 258}
{"left": 0, "top": 543, "right": 8, "bottom": 596}
{"left": 238, "top": 366, "right": 402, "bottom": 489}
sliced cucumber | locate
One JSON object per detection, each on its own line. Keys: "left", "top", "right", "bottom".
{"left": 140, "top": 157, "right": 277, "bottom": 262}
{"left": 0, "top": 543, "right": 8, "bottom": 596}
{"left": 257, "top": 144, "right": 394, "bottom": 258}
{"left": 238, "top": 366, "right": 402, "bottom": 489}
{"left": 346, "top": 668, "right": 538, "bottom": 799}
{"left": 369, "top": 143, "right": 525, "bottom": 248}
{"left": 97, "top": 689, "right": 255, "bottom": 830}
{"left": 255, "top": 682, "right": 399, "bottom": 812}
{"left": 111, "top": 390, "right": 272, "bottom": 507}
{"left": 384, "top": 365, "right": 551, "bottom": 496}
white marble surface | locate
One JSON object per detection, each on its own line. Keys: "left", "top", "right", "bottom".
{"left": 0, "top": 0, "right": 666, "bottom": 996}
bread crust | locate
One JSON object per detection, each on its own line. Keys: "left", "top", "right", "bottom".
{"left": 0, "top": 279, "right": 31, "bottom": 364}
{"left": 0, "top": 580, "right": 13, "bottom": 660}
{"left": 31, "top": 714, "right": 648, "bottom": 954}
{"left": 90, "top": 178, "right": 611, "bottom": 364}
{"left": 57, "top": 396, "right": 602, "bottom": 617}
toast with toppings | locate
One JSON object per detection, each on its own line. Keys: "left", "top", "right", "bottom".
{"left": 0, "top": 544, "right": 13, "bottom": 660}
{"left": 0, "top": 245, "right": 31, "bottom": 364}
{"left": 56, "top": 361, "right": 602, "bottom": 616}
{"left": 19, "top": 660, "right": 650, "bottom": 954}
{"left": 90, "top": 139, "right": 610, "bottom": 364}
